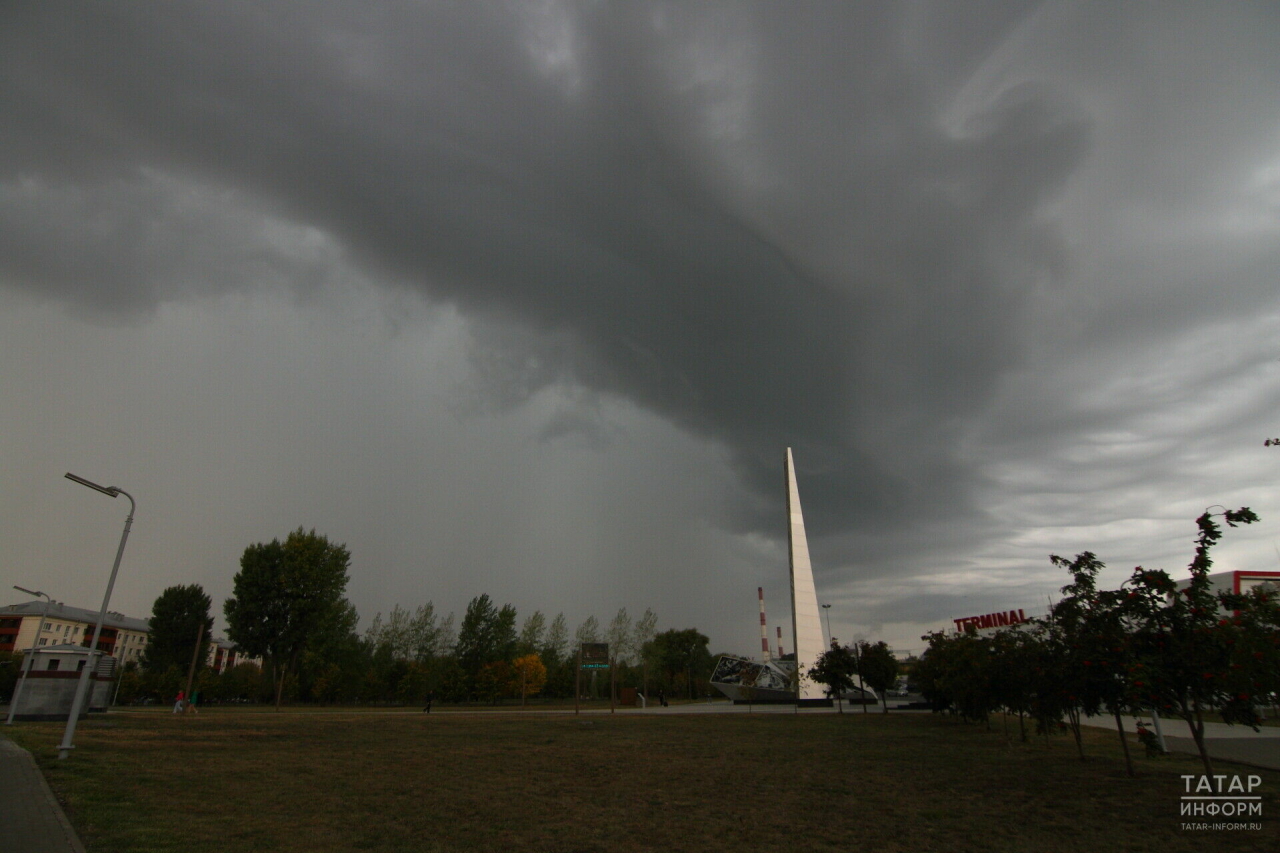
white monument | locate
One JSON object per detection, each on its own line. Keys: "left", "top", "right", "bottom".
{"left": 709, "top": 448, "right": 832, "bottom": 703}
{"left": 785, "top": 448, "right": 828, "bottom": 701}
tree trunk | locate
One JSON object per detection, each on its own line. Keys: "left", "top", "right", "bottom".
{"left": 1113, "top": 707, "right": 1134, "bottom": 778}
{"left": 1185, "top": 700, "right": 1214, "bottom": 777}
{"left": 1067, "top": 707, "right": 1085, "bottom": 759}
{"left": 274, "top": 667, "right": 286, "bottom": 710}
{"left": 1018, "top": 709, "right": 1027, "bottom": 743}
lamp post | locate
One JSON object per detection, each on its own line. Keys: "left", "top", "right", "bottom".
{"left": 58, "top": 473, "right": 135, "bottom": 760}
{"left": 821, "top": 603, "right": 833, "bottom": 646}
{"left": 6, "top": 586, "right": 53, "bottom": 725}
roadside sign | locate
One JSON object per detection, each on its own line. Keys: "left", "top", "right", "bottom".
{"left": 580, "top": 642, "right": 609, "bottom": 669}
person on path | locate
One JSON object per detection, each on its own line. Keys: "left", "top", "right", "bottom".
{"left": 423, "top": 691, "right": 434, "bottom": 714}
{"left": 185, "top": 690, "right": 199, "bottom": 714}
{"left": 173, "top": 689, "right": 184, "bottom": 714}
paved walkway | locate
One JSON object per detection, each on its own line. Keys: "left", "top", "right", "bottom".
{"left": 1081, "top": 713, "right": 1280, "bottom": 770}
{"left": 0, "top": 736, "right": 86, "bottom": 853}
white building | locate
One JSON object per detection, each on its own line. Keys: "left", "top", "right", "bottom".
{"left": 9, "top": 644, "right": 116, "bottom": 721}
{"left": 0, "top": 600, "right": 149, "bottom": 665}
{"left": 1174, "top": 569, "right": 1280, "bottom": 607}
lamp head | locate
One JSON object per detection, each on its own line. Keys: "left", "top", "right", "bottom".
{"left": 65, "top": 472, "right": 119, "bottom": 497}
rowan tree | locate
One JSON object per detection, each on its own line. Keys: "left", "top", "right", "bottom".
{"left": 1119, "top": 507, "right": 1259, "bottom": 775}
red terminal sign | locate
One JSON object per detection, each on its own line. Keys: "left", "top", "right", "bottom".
{"left": 954, "top": 609, "right": 1029, "bottom": 633}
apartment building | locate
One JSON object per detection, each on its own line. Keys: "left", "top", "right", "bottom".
{"left": 0, "top": 599, "right": 150, "bottom": 665}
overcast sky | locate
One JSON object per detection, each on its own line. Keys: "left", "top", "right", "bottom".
{"left": 3, "top": 2, "right": 1279, "bottom": 657}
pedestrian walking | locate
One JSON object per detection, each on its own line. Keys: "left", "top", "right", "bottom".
{"left": 423, "top": 691, "right": 434, "bottom": 714}
{"left": 173, "top": 689, "right": 185, "bottom": 714}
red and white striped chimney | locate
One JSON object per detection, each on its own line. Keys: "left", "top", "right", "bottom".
{"left": 758, "top": 587, "right": 770, "bottom": 660}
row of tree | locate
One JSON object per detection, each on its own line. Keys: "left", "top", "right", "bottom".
{"left": 911, "top": 508, "right": 1280, "bottom": 777}
{"left": 129, "top": 527, "right": 719, "bottom": 707}
{"left": 808, "top": 640, "right": 900, "bottom": 713}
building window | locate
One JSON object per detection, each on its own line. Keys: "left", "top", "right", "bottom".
{"left": 44, "top": 622, "right": 52, "bottom": 630}
{"left": 77, "top": 661, "right": 86, "bottom": 672}
{"left": 48, "top": 659, "right": 60, "bottom": 671}
{"left": 38, "top": 638, "right": 48, "bottom": 646}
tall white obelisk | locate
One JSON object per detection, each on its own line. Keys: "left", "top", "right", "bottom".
{"left": 785, "top": 448, "right": 827, "bottom": 701}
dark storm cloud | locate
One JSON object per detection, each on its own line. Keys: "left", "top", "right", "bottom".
{"left": 2, "top": 0, "right": 1276, "bottom": 571}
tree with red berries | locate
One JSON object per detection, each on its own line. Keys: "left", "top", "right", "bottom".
{"left": 1119, "top": 508, "right": 1259, "bottom": 775}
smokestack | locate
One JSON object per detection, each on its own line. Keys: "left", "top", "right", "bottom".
{"left": 759, "top": 587, "right": 770, "bottom": 660}
{"left": 777, "top": 626, "right": 784, "bottom": 658}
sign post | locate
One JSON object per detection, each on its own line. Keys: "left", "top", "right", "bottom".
{"left": 577, "top": 643, "right": 609, "bottom": 716}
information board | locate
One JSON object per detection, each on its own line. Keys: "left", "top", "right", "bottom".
{"left": 580, "top": 642, "right": 609, "bottom": 669}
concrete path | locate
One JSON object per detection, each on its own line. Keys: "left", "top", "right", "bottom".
{"left": 0, "top": 736, "right": 86, "bottom": 853}
{"left": 1081, "top": 713, "right": 1280, "bottom": 771}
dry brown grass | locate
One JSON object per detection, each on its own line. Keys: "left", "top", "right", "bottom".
{"left": 5, "top": 707, "right": 1278, "bottom": 852}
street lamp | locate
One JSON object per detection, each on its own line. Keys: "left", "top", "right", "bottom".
{"left": 821, "top": 603, "right": 833, "bottom": 647}
{"left": 58, "top": 472, "right": 135, "bottom": 760}
{"left": 5, "top": 586, "right": 53, "bottom": 725}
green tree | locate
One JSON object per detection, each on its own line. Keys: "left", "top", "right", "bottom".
{"left": 409, "top": 602, "right": 447, "bottom": 662}
{"left": 574, "top": 615, "right": 600, "bottom": 645}
{"left": 542, "top": 613, "right": 569, "bottom": 667}
{"left": 518, "top": 611, "right": 546, "bottom": 656}
{"left": 855, "top": 641, "right": 899, "bottom": 714}
{"left": 808, "top": 641, "right": 857, "bottom": 713}
{"left": 1, "top": 651, "right": 23, "bottom": 702}
{"left": 1120, "top": 508, "right": 1260, "bottom": 775}
{"left": 1049, "top": 550, "right": 1140, "bottom": 774}
{"left": 1219, "top": 583, "right": 1280, "bottom": 725}
{"left": 142, "top": 584, "right": 214, "bottom": 675}
{"left": 224, "top": 527, "right": 356, "bottom": 709}
{"left": 644, "top": 628, "right": 711, "bottom": 700}
{"left": 988, "top": 627, "right": 1041, "bottom": 742}
{"left": 633, "top": 608, "right": 658, "bottom": 699}
{"left": 454, "top": 594, "right": 518, "bottom": 695}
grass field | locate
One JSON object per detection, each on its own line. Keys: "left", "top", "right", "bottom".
{"left": 5, "top": 706, "right": 1278, "bottom": 853}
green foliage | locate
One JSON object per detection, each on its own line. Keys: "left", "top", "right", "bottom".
{"left": 0, "top": 650, "right": 22, "bottom": 702}
{"left": 541, "top": 613, "right": 569, "bottom": 667}
{"left": 916, "top": 507, "right": 1273, "bottom": 781}
{"left": 1116, "top": 507, "right": 1262, "bottom": 774}
{"left": 142, "top": 584, "right": 213, "bottom": 675}
{"left": 224, "top": 527, "right": 356, "bottom": 707}
{"left": 454, "top": 594, "right": 518, "bottom": 697}
{"left": 643, "top": 628, "right": 712, "bottom": 697}
{"left": 606, "top": 608, "right": 632, "bottom": 664}
{"left": 808, "top": 641, "right": 857, "bottom": 711}
{"left": 517, "top": 611, "right": 546, "bottom": 656}
{"left": 855, "top": 641, "right": 899, "bottom": 712}
{"left": 574, "top": 615, "right": 600, "bottom": 645}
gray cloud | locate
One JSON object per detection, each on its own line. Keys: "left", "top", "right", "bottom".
{"left": 3, "top": 2, "right": 1279, "bottom": 652}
